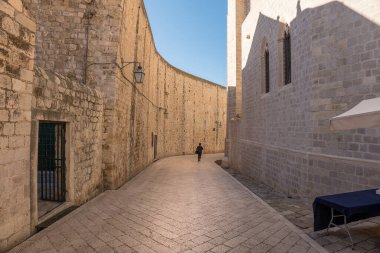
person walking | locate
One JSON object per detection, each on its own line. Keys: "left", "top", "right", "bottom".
{"left": 196, "top": 143, "right": 203, "bottom": 162}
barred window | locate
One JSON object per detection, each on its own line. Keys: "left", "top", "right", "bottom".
{"left": 265, "top": 44, "right": 270, "bottom": 93}
{"left": 283, "top": 26, "right": 291, "bottom": 85}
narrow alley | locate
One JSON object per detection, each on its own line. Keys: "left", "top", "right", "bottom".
{"left": 11, "top": 155, "right": 323, "bottom": 253}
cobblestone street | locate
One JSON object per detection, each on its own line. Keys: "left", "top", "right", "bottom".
{"left": 11, "top": 154, "right": 324, "bottom": 253}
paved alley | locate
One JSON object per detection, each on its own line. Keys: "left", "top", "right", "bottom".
{"left": 10, "top": 154, "right": 325, "bottom": 253}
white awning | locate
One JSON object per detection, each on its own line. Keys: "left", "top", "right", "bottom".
{"left": 330, "top": 97, "right": 380, "bottom": 130}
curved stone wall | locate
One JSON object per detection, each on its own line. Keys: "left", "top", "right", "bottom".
{"left": 107, "top": 0, "right": 226, "bottom": 186}
{"left": 22, "top": 0, "right": 227, "bottom": 189}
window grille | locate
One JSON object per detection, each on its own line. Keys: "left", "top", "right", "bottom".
{"left": 38, "top": 122, "right": 66, "bottom": 202}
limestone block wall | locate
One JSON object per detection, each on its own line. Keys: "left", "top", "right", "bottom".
{"left": 106, "top": 0, "right": 227, "bottom": 188}
{"left": 0, "top": 0, "right": 35, "bottom": 250}
{"left": 308, "top": 2, "right": 380, "bottom": 160}
{"left": 228, "top": 0, "right": 380, "bottom": 198}
{"left": 22, "top": 0, "right": 227, "bottom": 190}
{"left": 242, "top": 13, "right": 314, "bottom": 151}
{"left": 31, "top": 66, "right": 104, "bottom": 205}
{"left": 22, "top": 0, "right": 90, "bottom": 82}
{"left": 22, "top": 0, "right": 123, "bottom": 191}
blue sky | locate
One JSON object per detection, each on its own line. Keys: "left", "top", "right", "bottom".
{"left": 144, "top": 0, "right": 227, "bottom": 86}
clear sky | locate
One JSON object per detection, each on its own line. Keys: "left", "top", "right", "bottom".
{"left": 144, "top": 0, "right": 227, "bottom": 86}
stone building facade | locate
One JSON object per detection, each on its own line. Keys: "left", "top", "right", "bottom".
{"left": 0, "top": 0, "right": 36, "bottom": 249}
{"left": 227, "top": 0, "right": 380, "bottom": 198}
{"left": 0, "top": 0, "right": 226, "bottom": 251}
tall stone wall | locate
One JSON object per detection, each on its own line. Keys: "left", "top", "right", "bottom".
{"left": 0, "top": 0, "right": 35, "bottom": 250}
{"left": 106, "top": 0, "right": 227, "bottom": 188}
{"left": 228, "top": 0, "right": 380, "bottom": 198}
{"left": 22, "top": 0, "right": 227, "bottom": 190}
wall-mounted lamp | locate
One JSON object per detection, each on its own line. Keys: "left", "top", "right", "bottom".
{"left": 120, "top": 61, "right": 145, "bottom": 84}
{"left": 133, "top": 65, "right": 145, "bottom": 83}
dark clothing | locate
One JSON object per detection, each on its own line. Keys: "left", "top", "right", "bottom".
{"left": 196, "top": 145, "right": 203, "bottom": 154}
{"left": 196, "top": 145, "right": 203, "bottom": 161}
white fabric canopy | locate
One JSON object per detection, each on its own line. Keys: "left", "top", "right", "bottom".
{"left": 330, "top": 97, "right": 380, "bottom": 130}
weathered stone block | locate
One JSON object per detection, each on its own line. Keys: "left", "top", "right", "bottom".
{"left": 14, "top": 122, "right": 29, "bottom": 136}
{"left": 0, "top": 136, "right": 8, "bottom": 149}
{"left": 6, "top": 64, "right": 20, "bottom": 77}
{"left": 9, "top": 135, "right": 24, "bottom": 148}
{"left": 369, "top": 144, "right": 380, "bottom": 153}
{"left": 0, "top": 1, "right": 15, "bottom": 18}
{"left": 0, "top": 31, "right": 8, "bottom": 47}
{"left": 0, "top": 109, "right": 9, "bottom": 120}
{"left": 0, "top": 74, "right": 12, "bottom": 89}
{"left": 15, "top": 13, "right": 36, "bottom": 32}
{"left": 0, "top": 222, "right": 14, "bottom": 240}
{"left": 2, "top": 16, "right": 20, "bottom": 37}
{"left": 0, "top": 89, "right": 5, "bottom": 108}
{"left": 6, "top": 91, "right": 19, "bottom": 109}
{"left": 11, "top": 78, "right": 25, "bottom": 92}
{"left": 9, "top": 109, "right": 30, "bottom": 122}
{"left": 19, "top": 69, "right": 33, "bottom": 82}
{"left": 2, "top": 122, "right": 14, "bottom": 135}
{"left": 7, "top": 0, "right": 23, "bottom": 13}
{"left": 0, "top": 59, "right": 5, "bottom": 73}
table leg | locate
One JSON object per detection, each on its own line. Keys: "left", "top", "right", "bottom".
{"left": 326, "top": 208, "right": 354, "bottom": 249}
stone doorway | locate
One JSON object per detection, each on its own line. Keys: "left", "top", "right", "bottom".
{"left": 153, "top": 134, "right": 158, "bottom": 160}
{"left": 37, "top": 122, "right": 67, "bottom": 217}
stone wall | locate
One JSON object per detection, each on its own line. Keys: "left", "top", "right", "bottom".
{"left": 22, "top": 0, "right": 89, "bottom": 82}
{"left": 31, "top": 66, "right": 104, "bottom": 204}
{"left": 228, "top": 0, "right": 380, "bottom": 198}
{"left": 308, "top": 1, "right": 380, "bottom": 160}
{"left": 0, "top": 0, "right": 35, "bottom": 250}
{"left": 22, "top": 0, "right": 227, "bottom": 190}
{"left": 0, "top": 0, "right": 226, "bottom": 249}
{"left": 106, "top": 0, "right": 227, "bottom": 188}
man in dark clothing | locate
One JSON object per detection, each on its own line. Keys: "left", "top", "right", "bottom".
{"left": 196, "top": 143, "right": 203, "bottom": 162}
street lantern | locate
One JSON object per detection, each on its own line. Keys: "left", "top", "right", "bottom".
{"left": 134, "top": 65, "right": 145, "bottom": 83}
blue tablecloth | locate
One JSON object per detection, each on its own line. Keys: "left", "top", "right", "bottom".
{"left": 313, "top": 189, "right": 380, "bottom": 231}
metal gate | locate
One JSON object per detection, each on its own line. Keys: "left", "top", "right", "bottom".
{"left": 38, "top": 122, "right": 66, "bottom": 202}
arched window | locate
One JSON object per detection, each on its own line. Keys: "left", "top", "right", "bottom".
{"left": 264, "top": 44, "right": 270, "bottom": 93}
{"left": 283, "top": 25, "right": 291, "bottom": 85}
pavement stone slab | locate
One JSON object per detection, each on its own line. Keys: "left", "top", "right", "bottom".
{"left": 10, "top": 154, "right": 324, "bottom": 253}
{"left": 222, "top": 165, "right": 380, "bottom": 253}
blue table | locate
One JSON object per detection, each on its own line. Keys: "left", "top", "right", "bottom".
{"left": 313, "top": 189, "right": 380, "bottom": 248}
